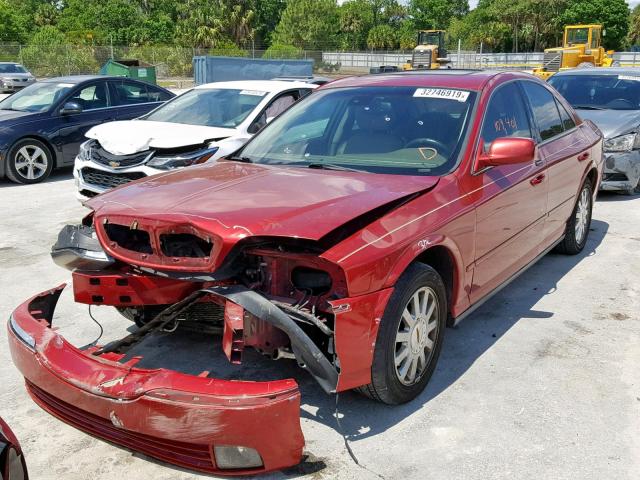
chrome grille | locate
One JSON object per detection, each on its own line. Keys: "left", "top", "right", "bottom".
{"left": 543, "top": 52, "right": 562, "bottom": 72}
{"left": 80, "top": 167, "right": 146, "bottom": 189}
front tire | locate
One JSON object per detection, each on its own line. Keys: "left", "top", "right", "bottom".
{"left": 5, "top": 138, "right": 53, "bottom": 184}
{"left": 359, "top": 263, "right": 446, "bottom": 404}
{"left": 556, "top": 180, "right": 593, "bottom": 255}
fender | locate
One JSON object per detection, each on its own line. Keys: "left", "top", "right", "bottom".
{"left": 383, "top": 234, "right": 470, "bottom": 317}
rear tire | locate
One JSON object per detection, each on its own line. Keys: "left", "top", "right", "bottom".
{"left": 359, "top": 263, "right": 446, "bottom": 404}
{"left": 555, "top": 180, "right": 593, "bottom": 255}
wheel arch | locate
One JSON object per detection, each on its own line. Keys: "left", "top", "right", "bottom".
{"left": 385, "top": 238, "right": 466, "bottom": 323}
{"left": 10, "top": 135, "right": 59, "bottom": 167}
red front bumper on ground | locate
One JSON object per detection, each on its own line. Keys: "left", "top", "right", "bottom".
{"left": 7, "top": 285, "right": 304, "bottom": 475}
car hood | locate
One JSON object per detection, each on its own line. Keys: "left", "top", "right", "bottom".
{"left": 0, "top": 73, "right": 33, "bottom": 79}
{"left": 85, "top": 120, "right": 238, "bottom": 156}
{"left": 576, "top": 108, "right": 640, "bottom": 139}
{"left": 86, "top": 161, "right": 439, "bottom": 243}
{"left": 0, "top": 109, "right": 35, "bottom": 123}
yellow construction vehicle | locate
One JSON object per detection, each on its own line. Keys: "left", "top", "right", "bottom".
{"left": 403, "top": 30, "right": 450, "bottom": 70}
{"left": 533, "top": 24, "right": 617, "bottom": 79}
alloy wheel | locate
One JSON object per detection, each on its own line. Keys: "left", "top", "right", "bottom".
{"left": 14, "top": 145, "right": 48, "bottom": 181}
{"left": 574, "top": 187, "right": 590, "bottom": 245}
{"left": 394, "top": 286, "right": 439, "bottom": 386}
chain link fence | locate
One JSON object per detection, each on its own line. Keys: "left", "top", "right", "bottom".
{"left": 3, "top": 42, "right": 640, "bottom": 84}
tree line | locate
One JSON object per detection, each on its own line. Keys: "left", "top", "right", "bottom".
{"left": 1, "top": 0, "right": 639, "bottom": 53}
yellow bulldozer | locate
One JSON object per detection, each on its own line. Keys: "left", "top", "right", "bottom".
{"left": 369, "top": 29, "right": 450, "bottom": 74}
{"left": 533, "top": 24, "right": 617, "bottom": 79}
{"left": 403, "top": 30, "right": 450, "bottom": 70}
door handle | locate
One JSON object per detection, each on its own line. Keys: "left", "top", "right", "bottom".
{"left": 577, "top": 151, "right": 590, "bottom": 161}
{"left": 530, "top": 173, "right": 546, "bottom": 185}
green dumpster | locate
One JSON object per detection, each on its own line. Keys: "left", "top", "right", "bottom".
{"left": 100, "top": 59, "right": 157, "bottom": 85}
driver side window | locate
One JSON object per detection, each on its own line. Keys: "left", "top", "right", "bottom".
{"left": 250, "top": 91, "right": 299, "bottom": 133}
{"left": 480, "top": 82, "right": 532, "bottom": 151}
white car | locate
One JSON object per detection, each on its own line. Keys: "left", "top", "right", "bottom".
{"left": 73, "top": 80, "right": 317, "bottom": 199}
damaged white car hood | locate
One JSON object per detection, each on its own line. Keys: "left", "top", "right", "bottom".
{"left": 85, "top": 120, "right": 237, "bottom": 155}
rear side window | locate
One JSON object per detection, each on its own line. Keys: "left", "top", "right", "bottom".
{"left": 109, "top": 80, "right": 170, "bottom": 105}
{"left": 522, "top": 82, "right": 564, "bottom": 141}
{"left": 480, "top": 82, "right": 532, "bottom": 150}
{"left": 556, "top": 99, "right": 576, "bottom": 131}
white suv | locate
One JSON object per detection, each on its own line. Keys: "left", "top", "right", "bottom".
{"left": 74, "top": 80, "right": 317, "bottom": 200}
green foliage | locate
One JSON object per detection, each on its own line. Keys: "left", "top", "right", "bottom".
{"left": 21, "top": 26, "right": 99, "bottom": 76}
{"left": 272, "top": 0, "right": 340, "bottom": 49}
{"left": 263, "top": 43, "right": 303, "bottom": 59}
{"left": 339, "top": 0, "right": 375, "bottom": 49}
{"left": 560, "top": 0, "right": 629, "bottom": 50}
{"left": 367, "top": 24, "right": 398, "bottom": 49}
{"left": 0, "top": 0, "right": 28, "bottom": 43}
{"left": 409, "top": 0, "right": 469, "bottom": 30}
{"left": 253, "top": 0, "right": 286, "bottom": 46}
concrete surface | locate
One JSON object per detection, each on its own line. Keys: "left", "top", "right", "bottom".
{"left": 0, "top": 170, "right": 638, "bottom": 480}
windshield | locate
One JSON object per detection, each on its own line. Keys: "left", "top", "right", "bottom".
{"left": 145, "top": 88, "right": 267, "bottom": 128}
{"left": 0, "top": 64, "right": 27, "bottom": 74}
{"left": 0, "top": 81, "right": 73, "bottom": 112}
{"left": 238, "top": 86, "right": 476, "bottom": 176}
{"left": 549, "top": 74, "right": 640, "bottom": 110}
{"left": 418, "top": 32, "right": 441, "bottom": 46}
{"left": 566, "top": 28, "right": 589, "bottom": 45}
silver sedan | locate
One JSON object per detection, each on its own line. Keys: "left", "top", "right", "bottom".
{"left": 549, "top": 67, "right": 640, "bottom": 194}
{"left": 0, "top": 63, "right": 36, "bottom": 94}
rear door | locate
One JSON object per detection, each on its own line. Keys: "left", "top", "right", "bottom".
{"left": 57, "top": 80, "right": 117, "bottom": 164}
{"left": 520, "top": 80, "right": 590, "bottom": 245}
{"left": 108, "top": 79, "right": 172, "bottom": 120}
{"left": 470, "top": 81, "right": 549, "bottom": 303}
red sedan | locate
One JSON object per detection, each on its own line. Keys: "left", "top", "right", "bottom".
{"left": 8, "top": 71, "right": 603, "bottom": 474}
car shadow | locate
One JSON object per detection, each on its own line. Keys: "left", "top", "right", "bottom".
{"left": 117, "top": 219, "right": 608, "bottom": 475}
{"left": 596, "top": 190, "right": 638, "bottom": 202}
{"left": 0, "top": 167, "right": 73, "bottom": 188}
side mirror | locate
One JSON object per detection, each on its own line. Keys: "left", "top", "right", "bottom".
{"left": 266, "top": 116, "right": 275, "bottom": 124}
{"left": 477, "top": 137, "right": 535, "bottom": 170}
{"left": 60, "top": 101, "right": 82, "bottom": 115}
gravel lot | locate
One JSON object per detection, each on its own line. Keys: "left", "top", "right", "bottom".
{"left": 0, "top": 170, "right": 638, "bottom": 480}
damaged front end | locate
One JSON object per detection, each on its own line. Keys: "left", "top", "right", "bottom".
{"left": 9, "top": 216, "right": 357, "bottom": 474}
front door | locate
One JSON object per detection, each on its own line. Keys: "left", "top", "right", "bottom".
{"left": 57, "top": 81, "right": 117, "bottom": 163}
{"left": 469, "top": 81, "right": 549, "bottom": 303}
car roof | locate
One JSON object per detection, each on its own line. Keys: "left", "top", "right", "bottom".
{"left": 40, "top": 75, "right": 157, "bottom": 84}
{"left": 194, "top": 80, "right": 319, "bottom": 92}
{"left": 318, "top": 70, "right": 536, "bottom": 91}
{"left": 551, "top": 67, "right": 640, "bottom": 77}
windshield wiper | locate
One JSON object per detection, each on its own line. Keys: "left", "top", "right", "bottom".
{"left": 307, "top": 162, "right": 367, "bottom": 173}
{"left": 226, "top": 155, "right": 253, "bottom": 163}
{"left": 572, "top": 105, "right": 606, "bottom": 110}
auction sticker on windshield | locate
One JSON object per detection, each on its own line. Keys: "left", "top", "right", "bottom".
{"left": 240, "top": 90, "right": 267, "bottom": 96}
{"left": 618, "top": 75, "right": 640, "bottom": 82}
{"left": 413, "top": 88, "right": 470, "bottom": 102}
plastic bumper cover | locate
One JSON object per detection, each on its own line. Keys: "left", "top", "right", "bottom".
{"left": 7, "top": 285, "right": 304, "bottom": 475}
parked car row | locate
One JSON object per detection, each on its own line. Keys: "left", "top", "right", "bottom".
{"left": 7, "top": 69, "right": 606, "bottom": 475}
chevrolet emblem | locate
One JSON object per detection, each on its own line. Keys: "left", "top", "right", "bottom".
{"left": 109, "top": 161, "right": 120, "bottom": 168}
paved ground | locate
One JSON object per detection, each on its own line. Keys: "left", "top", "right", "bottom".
{"left": 0, "top": 170, "right": 638, "bottom": 480}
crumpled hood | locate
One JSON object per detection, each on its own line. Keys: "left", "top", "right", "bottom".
{"left": 576, "top": 109, "right": 640, "bottom": 139}
{"left": 86, "top": 161, "right": 438, "bottom": 243}
{"left": 86, "top": 120, "right": 237, "bottom": 155}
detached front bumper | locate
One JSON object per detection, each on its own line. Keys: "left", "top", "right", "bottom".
{"left": 8, "top": 286, "right": 304, "bottom": 475}
{"left": 601, "top": 152, "right": 640, "bottom": 193}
